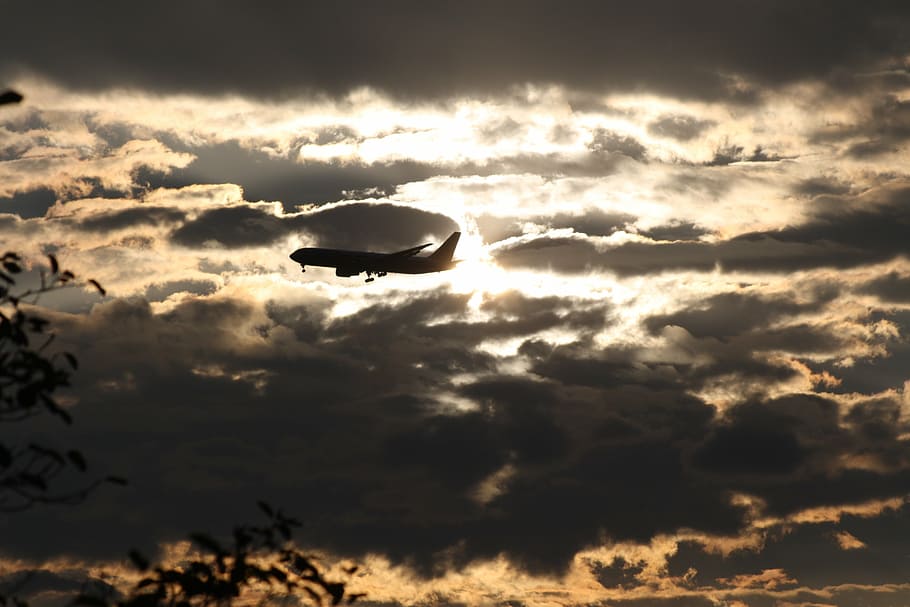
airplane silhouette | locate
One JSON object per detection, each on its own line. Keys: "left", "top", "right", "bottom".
{"left": 290, "top": 232, "right": 460, "bottom": 282}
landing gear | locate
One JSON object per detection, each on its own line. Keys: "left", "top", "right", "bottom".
{"left": 300, "top": 267, "right": 306, "bottom": 273}
{"left": 365, "top": 277, "right": 374, "bottom": 283}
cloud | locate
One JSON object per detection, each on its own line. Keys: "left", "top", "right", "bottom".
{"left": 643, "top": 290, "right": 834, "bottom": 339}
{"left": 0, "top": 275, "right": 906, "bottom": 607}
{"left": 669, "top": 502, "right": 910, "bottom": 589}
{"left": 3, "top": 10, "right": 910, "bottom": 604}
{"left": 144, "top": 279, "right": 218, "bottom": 302}
{"left": 495, "top": 182, "right": 910, "bottom": 274}
{"left": 3, "top": 3, "right": 908, "bottom": 101}
{"left": 647, "top": 114, "right": 716, "bottom": 141}
{"left": 859, "top": 271, "right": 910, "bottom": 302}
{"left": 588, "top": 130, "right": 648, "bottom": 162}
{"left": 137, "top": 140, "right": 443, "bottom": 210}
{"left": 705, "top": 140, "right": 789, "bottom": 166}
{"left": 0, "top": 187, "right": 56, "bottom": 218}
{"left": 0, "top": 139, "right": 193, "bottom": 200}
{"left": 75, "top": 205, "right": 187, "bottom": 232}
{"left": 170, "top": 202, "right": 459, "bottom": 250}
{"left": 692, "top": 401, "right": 813, "bottom": 476}
{"left": 475, "top": 209, "right": 634, "bottom": 243}
{"left": 811, "top": 95, "right": 910, "bottom": 158}
{"left": 793, "top": 175, "right": 852, "bottom": 198}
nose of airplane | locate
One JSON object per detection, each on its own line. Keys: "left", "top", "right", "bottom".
{"left": 289, "top": 248, "right": 305, "bottom": 263}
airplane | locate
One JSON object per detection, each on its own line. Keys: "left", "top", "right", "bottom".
{"left": 290, "top": 232, "right": 460, "bottom": 282}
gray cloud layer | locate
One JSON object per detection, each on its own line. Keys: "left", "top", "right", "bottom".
{"left": 170, "top": 202, "right": 458, "bottom": 250}
{"left": 3, "top": 2, "right": 908, "bottom": 100}
{"left": 3, "top": 290, "right": 908, "bottom": 585}
{"left": 496, "top": 183, "right": 910, "bottom": 275}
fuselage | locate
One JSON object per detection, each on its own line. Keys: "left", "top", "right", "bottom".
{"left": 289, "top": 247, "right": 454, "bottom": 274}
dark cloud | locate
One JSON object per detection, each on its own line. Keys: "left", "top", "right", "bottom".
{"left": 812, "top": 95, "right": 910, "bottom": 158}
{"left": 644, "top": 291, "right": 832, "bottom": 339}
{"left": 311, "top": 125, "right": 360, "bottom": 146}
{"left": 705, "top": 141, "right": 788, "bottom": 166}
{"left": 647, "top": 114, "right": 716, "bottom": 141}
{"left": 475, "top": 209, "right": 633, "bottom": 245}
{"left": 607, "top": 599, "right": 716, "bottom": 607}
{"left": 0, "top": 286, "right": 907, "bottom": 585}
{"left": 0, "top": 187, "right": 56, "bottom": 219}
{"left": 144, "top": 279, "right": 218, "bottom": 301}
{"left": 815, "top": 311, "right": 910, "bottom": 394}
{"left": 860, "top": 271, "right": 910, "bottom": 302}
{"left": 475, "top": 214, "right": 527, "bottom": 243}
{"left": 656, "top": 168, "right": 735, "bottom": 200}
{"left": 170, "top": 205, "right": 286, "bottom": 247}
{"left": 477, "top": 117, "right": 524, "bottom": 143}
{"left": 136, "top": 140, "right": 441, "bottom": 210}
{"left": 170, "top": 202, "right": 458, "bottom": 250}
{"left": 458, "top": 150, "right": 631, "bottom": 179}
{"left": 136, "top": 138, "right": 634, "bottom": 216}
{"left": 588, "top": 130, "right": 648, "bottom": 162}
{"left": 4, "top": 2, "right": 907, "bottom": 101}
{"left": 592, "top": 557, "right": 646, "bottom": 589}
{"left": 846, "top": 138, "right": 901, "bottom": 158}
{"left": 548, "top": 209, "right": 634, "bottom": 236}
{"left": 693, "top": 407, "right": 808, "bottom": 476}
{"left": 496, "top": 184, "right": 910, "bottom": 274}
{"left": 292, "top": 203, "right": 460, "bottom": 251}
{"left": 668, "top": 503, "right": 910, "bottom": 589}
{"left": 637, "top": 222, "right": 710, "bottom": 241}
{"left": 705, "top": 140, "right": 746, "bottom": 166}
{"left": 0, "top": 569, "right": 116, "bottom": 607}
{"left": 793, "top": 175, "right": 852, "bottom": 198}
{"left": 0, "top": 108, "right": 49, "bottom": 133}
{"left": 76, "top": 205, "right": 187, "bottom": 232}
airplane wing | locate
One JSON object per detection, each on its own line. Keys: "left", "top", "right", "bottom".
{"left": 389, "top": 243, "right": 433, "bottom": 257}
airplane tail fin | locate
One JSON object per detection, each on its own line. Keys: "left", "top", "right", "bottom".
{"left": 429, "top": 232, "right": 460, "bottom": 262}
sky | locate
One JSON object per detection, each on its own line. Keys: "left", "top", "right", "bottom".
{"left": 2, "top": 2, "right": 910, "bottom": 606}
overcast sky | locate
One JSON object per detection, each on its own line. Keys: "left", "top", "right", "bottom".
{"left": 3, "top": 2, "right": 910, "bottom": 606}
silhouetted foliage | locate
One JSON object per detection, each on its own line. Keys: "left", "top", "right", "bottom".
{"left": 0, "top": 95, "right": 355, "bottom": 607}
{"left": 0, "top": 252, "right": 115, "bottom": 512}
{"left": 74, "top": 502, "right": 362, "bottom": 607}
{"left": 0, "top": 90, "right": 23, "bottom": 105}
{"left": 0, "top": 254, "right": 357, "bottom": 606}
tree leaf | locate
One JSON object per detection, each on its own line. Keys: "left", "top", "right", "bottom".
{"left": 128, "top": 550, "right": 151, "bottom": 572}
{"left": 30, "top": 443, "right": 65, "bottom": 465}
{"left": 189, "top": 532, "right": 228, "bottom": 556}
{"left": 0, "top": 90, "right": 23, "bottom": 105}
{"left": 67, "top": 450, "right": 88, "bottom": 471}
{"left": 88, "top": 279, "right": 106, "bottom": 296}
{"left": 72, "top": 594, "right": 108, "bottom": 607}
{"left": 257, "top": 501, "right": 274, "bottom": 517}
{"left": 20, "top": 473, "right": 48, "bottom": 490}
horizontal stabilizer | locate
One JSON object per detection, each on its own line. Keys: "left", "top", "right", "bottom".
{"left": 391, "top": 242, "right": 433, "bottom": 257}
